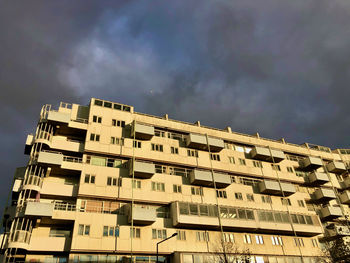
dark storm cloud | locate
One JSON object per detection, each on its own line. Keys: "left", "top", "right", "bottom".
{"left": 0, "top": 0, "right": 350, "bottom": 212}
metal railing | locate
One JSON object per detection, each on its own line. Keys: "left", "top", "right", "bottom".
{"left": 23, "top": 175, "right": 43, "bottom": 188}
{"left": 63, "top": 156, "right": 82, "bottom": 163}
{"left": 10, "top": 230, "right": 31, "bottom": 244}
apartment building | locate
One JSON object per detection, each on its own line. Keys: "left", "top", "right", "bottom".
{"left": 1, "top": 98, "right": 350, "bottom": 263}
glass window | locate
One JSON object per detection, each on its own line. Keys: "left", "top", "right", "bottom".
{"left": 103, "top": 226, "right": 108, "bottom": 236}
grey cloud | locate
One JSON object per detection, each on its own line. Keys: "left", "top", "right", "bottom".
{"left": 1, "top": 0, "right": 350, "bottom": 213}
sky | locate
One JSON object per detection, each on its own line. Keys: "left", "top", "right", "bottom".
{"left": 0, "top": 0, "right": 349, "bottom": 214}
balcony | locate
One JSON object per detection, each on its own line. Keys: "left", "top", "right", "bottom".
{"left": 127, "top": 205, "right": 156, "bottom": 225}
{"left": 129, "top": 160, "right": 155, "bottom": 179}
{"left": 7, "top": 230, "right": 31, "bottom": 250}
{"left": 339, "top": 191, "right": 350, "bottom": 205}
{"left": 131, "top": 122, "right": 155, "bottom": 140}
{"left": 185, "top": 133, "right": 207, "bottom": 150}
{"left": 25, "top": 202, "right": 54, "bottom": 217}
{"left": 280, "top": 182, "right": 296, "bottom": 196}
{"left": 325, "top": 225, "right": 350, "bottom": 239}
{"left": 326, "top": 161, "right": 347, "bottom": 174}
{"left": 24, "top": 134, "right": 34, "bottom": 154}
{"left": 305, "top": 172, "right": 329, "bottom": 186}
{"left": 21, "top": 175, "right": 43, "bottom": 192}
{"left": 207, "top": 137, "right": 225, "bottom": 152}
{"left": 189, "top": 170, "right": 231, "bottom": 188}
{"left": 41, "top": 181, "right": 78, "bottom": 197}
{"left": 312, "top": 188, "right": 336, "bottom": 202}
{"left": 29, "top": 236, "right": 71, "bottom": 252}
{"left": 171, "top": 202, "right": 322, "bottom": 236}
{"left": 249, "top": 146, "right": 285, "bottom": 163}
{"left": 299, "top": 156, "right": 323, "bottom": 171}
{"left": 47, "top": 111, "right": 71, "bottom": 124}
{"left": 341, "top": 177, "right": 350, "bottom": 190}
{"left": 258, "top": 180, "right": 295, "bottom": 196}
{"left": 36, "top": 151, "right": 63, "bottom": 166}
{"left": 320, "top": 206, "right": 342, "bottom": 221}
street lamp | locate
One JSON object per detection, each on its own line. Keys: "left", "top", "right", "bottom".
{"left": 156, "top": 233, "right": 178, "bottom": 263}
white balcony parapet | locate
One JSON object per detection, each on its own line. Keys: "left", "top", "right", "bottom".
{"left": 299, "top": 156, "right": 323, "bottom": 171}
{"left": 37, "top": 151, "right": 63, "bottom": 166}
{"left": 127, "top": 205, "right": 156, "bottom": 225}
{"left": 186, "top": 133, "right": 207, "bottom": 150}
{"left": 25, "top": 202, "right": 54, "bottom": 217}
{"left": 189, "top": 170, "right": 231, "bottom": 188}
{"left": 320, "top": 206, "right": 342, "bottom": 220}
{"left": 249, "top": 146, "right": 285, "bottom": 163}
{"left": 326, "top": 161, "right": 347, "bottom": 174}
{"left": 207, "top": 137, "right": 225, "bottom": 152}
{"left": 186, "top": 133, "right": 224, "bottom": 152}
{"left": 313, "top": 188, "right": 336, "bottom": 202}
{"left": 131, "top": 122, "right": 155, "bottom": 140}
{"left": 129, "top": 160, "right": 155, "bottom": 179}
{"left": 339, "top": 191, "right": 350, "bottom": 205}
{"left": 305, "top": 172, "right": 329, "bottom": 185}
{"left": 259, "top": 180, "right": 295, "bottom": 196}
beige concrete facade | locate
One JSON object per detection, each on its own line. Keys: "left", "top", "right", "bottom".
{"left": 1, "top": 98, "right": 350, "bottom": 263}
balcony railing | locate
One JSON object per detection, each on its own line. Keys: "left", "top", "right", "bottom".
{"left": 10, "top": 230, "right": 31, "bottom": 244}
{"left": 63, "top": 156, "right": 83, "bottom": 163}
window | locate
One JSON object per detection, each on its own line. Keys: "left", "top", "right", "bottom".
{"left": 271, "top": 164, "right": 281, "bottom": 171}
{"left": 84, "top": 174, "right": 95, "bottom": 184}
{"left": 253, "top": 161, "right": 263, "bottom": 168}
{"left": 107, "top": 177, "right": 121, "bottom": 186}
{"left": 239, "top": 158, "right": 246, "bottom": 165}
{"left": 103, "top": 226, "right": 119, "bottom": 237}
{"left": 294, "top": 238, "right": 304, "bottom": 247}
{"left": 171, "top": 147, "right": 179, "bottom": 154}
{"left": 130, "top": 227, "right": 141, "bottom": 238}
{"left": 196, "top": 231, "right": 209, "bottom": 242}
{"left": 216, "top": 190, "right": 227, "bottom": 199}
{"left": 271, "top": 236, "right": 283, "bottom": 246}
{"left": 223, "top": 233, "right": 235, "bottom": 243}
{"left": 103, "top": 101, "right": 112, "bottom": 108}
{"left": 176, "top": 230, "right": 186, "bottom": 241}
{"left": 281, "top": 198, "right": 291, "bottom": 206}
{"left": 78, "top": 224, "right": 90, "bottom": 236}
{"left": 173, "top": 184, "right": 182, "bottom": 193}
{"left": 228, "top": 157, "right": 235, "bottom": 164}
{"left": 187, "top": 149, "right": 198, "bottom": 157}
{"left": 311, "top": 239, "right": 318, "bottom": 247}
{"left": 297, "top": 200, "right": 305, "bottom": 208}
{"left": 132, "top": 180, "right": 141, "bottom": 189}
{"left": 90, "top": 133, "right": 100, "bottom": 142}
{"left": 133, "top": 140, "right": 142, "bottom": 148}
{"left": 155, "top": 129, "right": 166, "bottom": 137}
{"left": 92, "top": 115, "right": 102, "bottom": 123}
{"left": 151, "top": 143, "right": 163, "bottom": 152}
{"left": 243, "top": 234, "right": 252, "bottom": 244}
{"left": 261, "top": 195, "right": 272, "bottom": 204}
{"left": 235, "top": 192, "right": 243, "bottom": 200}
{"left": 110, "top": 137, "right": 124, "bottom": 145}
{"left": 234, "top": 145, "right": 252, "bottom": 153}
{"left": 246, "top": 194, "right": 255, "bottom": 202}
{"left": 287, "top": 166, "right": 294, "bottom": 173}
{"left": 112, "top": 119, "right": 125, "bottom": 127}
{"left": 152, "top": 229, "right": 167, "bottom": 239}
{"left": 94, "top": 99, "right": 103, "bottom": 106}
{"left": 255, "top": 235, "right": 264, "bottom": 245}
{"left": 191, "top": 187, "right": 203, "bottom": 196}
{"left": 210, "top": 153, "right": 221, "bottom": 161}
{"left": 151, "top": 182, "right": 165, "bottom": 192}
